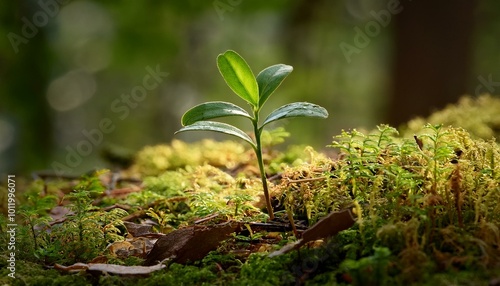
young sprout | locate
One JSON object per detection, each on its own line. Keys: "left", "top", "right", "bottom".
{"left": 175, "top": 50, "right": 328, "bottom": 220}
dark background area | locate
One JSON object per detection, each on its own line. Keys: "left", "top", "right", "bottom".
{"left": 1, "top": 0, "right": 499, "bottom": 175}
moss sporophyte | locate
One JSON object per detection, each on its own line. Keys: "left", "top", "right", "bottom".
{"left": 175, "top": 50, "right": 328, "bottom": 220}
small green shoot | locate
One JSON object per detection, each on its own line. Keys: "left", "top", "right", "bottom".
{"left": 175, "top": 50, "right": 328, "bottom": 219}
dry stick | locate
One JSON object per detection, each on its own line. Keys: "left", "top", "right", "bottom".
{"left": 286, "top": 177, "right": 326, "bottom": 184}
{"left": 286, "top": 208, "right": 299, "bottom": 237}
{"left": 194, "top": 212, "right": 220, "bottom": 224}
{"left": 102, "top": 204, "right": 132, "bottom": 212}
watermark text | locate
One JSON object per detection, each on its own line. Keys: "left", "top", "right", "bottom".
{"left": 340, "top": 0, "right": 404, "bottom": 63}
{"left": 213, "top": 0, "right": 243, "bottom": 21}
{"left": 6, "top": 175, "right": 17, "bottom": 279}
{"left": 475, "top": 74, "right": 500, "bottom": 95}
{"left": 7, "top": 0, "right": 70, "bottom": 54}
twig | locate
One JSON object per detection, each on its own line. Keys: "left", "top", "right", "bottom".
{"left": 194, "top": 212, "right": 220, "bottom": 224}
{"left": 286, "top": 177, "right": 326, "bottom": 184}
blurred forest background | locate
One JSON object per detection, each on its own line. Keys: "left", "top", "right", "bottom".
{"left": 1, "top": 0, "right": 500, "bottom": 175}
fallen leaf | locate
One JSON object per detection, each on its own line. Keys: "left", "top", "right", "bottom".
{"left": 54, "top": 263, "right": 88, "bottom": 273}
{"left": 124, "top": 221, "right": 154, "bottom": 237}
{"left": 144, "top": 222, "right": 240, "bottom": 265}
{"left": 301, "top": 208, "right": 356, "bottom": 242}
{"left": 268, "top": 208, "right": 356, "bottom": 257}
{"left": 89, "top": 255, "right": 108, "bottom": 264}
{"left": 54, "top": 263, "right": 165, "bottom": 276}
{"left": 107, "top": 237, "right": 155, "bottom": 258}
{"left": 107, "top": 241, "right": 134, "bottom": 258}
{"left": 87, "top": 263, "right": 165, "bottom": 276}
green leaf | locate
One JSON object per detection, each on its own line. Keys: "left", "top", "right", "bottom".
{"left": 175, "top": 121, "right": 256, "bottom": 148}
{"left": 257, "top": 64, "right": 293, "bottom": 108}
{"left": 261, "top": 102, "right": 329, "bottom": 127}
{"left": 217, "top": 50, "right": 259, "bottom": 108}
{"left": 181, "top": 101, "right": 252, "bottom": 126}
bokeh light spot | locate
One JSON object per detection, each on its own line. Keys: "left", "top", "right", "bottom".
{"left": 46, "top": 70, "right": 97, "bottom": 112}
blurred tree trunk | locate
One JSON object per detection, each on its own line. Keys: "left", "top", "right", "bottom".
{"left": 284, "top": 0, "right": 327, "bottom": 66}
{"left": 0, "top": 1, "right": 52, "bottom": 173}
{"left": 387, "top": 0, "right": 477, "bottom": 126}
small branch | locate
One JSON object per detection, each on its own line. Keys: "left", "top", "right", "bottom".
{"left": 194, "top": 212, "right": 220, "bottom": 224}
{"left": 286, "top": 208, "right": 298, "bottom": 237}
{"left": 102, "top": 204, "right": 132, "bottom": 212}
{"left": 286, "top": 177, "right": 326, "bottom": 184}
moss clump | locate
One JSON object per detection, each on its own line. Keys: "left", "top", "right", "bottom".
{"left": 124, "top": 163, "right": 272, "bottom": 236}
{"left": 137, "top": 263, "right": 219, "bottom": 286}
{"left": 276, "top": 124, "right": 500, "bottom": 284}
{"left": 404, "top": 94, "right": 500, "bottom": 140}
{"left": 129, "top": 129, "right": 310, "bottom": 178}
{"left": 274, "top": 146, "right": 351, "bottom": 224}
{"left": 130, "top": 139, "right": 251, "bottom": 176}
{"left": 0, "top": 259, "right": 90, "bottom": 286}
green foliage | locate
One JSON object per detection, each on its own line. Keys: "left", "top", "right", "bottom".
{"left": 50, "top": 170, "right": 126, "bottom": 263}
{"left": 340, "top": 247, "right": 392, "bottom": 285}
{"left": 176, "top": 50, "right": 328, "bottom": 219}
{"left": 217, "top": 50, "right": 259, "bottom": 107}
{"left": 141, "top": 263, "right": 218, "bottom": 286}
{"left": 275, "top": 123, "right": 500, "bottom": 283}
{"left": 16, "top": 183, "right": 58, "bottom": 259}
{"left": 225, "top": 194, "right": 257, "bottom": 217}
{"left": 237, "top": 253, "right": 295, "bottom": 285}
{"left": 10, "top": 170, "right": 129, "bottom": 265}
{"left": 0, "top": 260, "right": 90, "bottom": 286}
{"left": 260, "top": 127, "right": 290, "bottom": 148}
{"left": 138, "top": 164, "right": 264, "bottom": 226}
{"left": 143, "top": 171, "right": 190, "bottom": 197}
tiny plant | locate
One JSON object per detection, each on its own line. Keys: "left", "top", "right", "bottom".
{"left": 175, "top": 50, "right": 328, "bottom": 219}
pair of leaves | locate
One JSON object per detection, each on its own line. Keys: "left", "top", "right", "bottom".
{"left": 216, "top": 50, "right": 293, "bottom": 109}
{"left": 178, "top": 101, "right": 328, "bottom": 147}
{"left": 175, "top": 50, "right": 328, "bottom": 148}
{"left": 181, "top": 101, "right": 328, "bottom": 127}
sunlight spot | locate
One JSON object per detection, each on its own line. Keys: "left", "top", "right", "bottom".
{"left": 57, "top": 1, "right": 114, "bottom": 72}
{"left": 46, "top": 70, "right": 96, "bottom": 112}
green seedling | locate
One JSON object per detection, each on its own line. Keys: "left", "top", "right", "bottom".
{"left": 175, "top": 50, "right": 328, "bottom": 220}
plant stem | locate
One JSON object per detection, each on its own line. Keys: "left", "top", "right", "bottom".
{"left": 253, "top": 114, "right": 275, "bottom": 220}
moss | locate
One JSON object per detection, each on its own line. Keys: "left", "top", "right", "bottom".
{"left": 4, "top": 103, "right": 500, "bottom": 284}
{"left": 276, "top": 123, "right": 500, "bottom": 284}
{"left": 236, "top": 253, "right": 295, "bottom": 285}
{"left": 140, "top": 263, "right": 219, "bottom": 286}
{"left": 136, "top": 164, "right": 266, "bottom": 227}
{"left": 129, "top": 132, "right": 311, "bottom": 178}
{"left": 404, "top": 94, "right": 500, "bottom": 140}
{"left": 0, "top": 259, "right": 90, "bottom": 286}
{"left": 130, "top": 139, "right": 251, "bottom": 176}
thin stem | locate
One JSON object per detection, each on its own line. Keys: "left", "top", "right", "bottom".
{"left": 253, "top": 111, "right": 275, "bottom": 220}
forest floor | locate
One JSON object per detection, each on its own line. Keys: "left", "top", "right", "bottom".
{"left": 1, "top": 95, "right": 500, "bottom": 285}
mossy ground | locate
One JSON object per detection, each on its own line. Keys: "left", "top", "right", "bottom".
{"left": 1, "top": 96, "right": 500, "bottom": 285}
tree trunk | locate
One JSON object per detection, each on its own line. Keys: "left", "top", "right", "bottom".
{"left": 388, "top": 0, "right": 477, "bottom": 126}
{"left": 0, "top": 1, "right": 52, "bottom": 174}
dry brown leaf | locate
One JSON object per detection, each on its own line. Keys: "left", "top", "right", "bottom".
{"left": 269, "top": 208, "right": 356, "bottom": 257}
{"left": 144, "top": 222, "right": 240, "bottom": 265}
